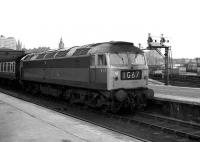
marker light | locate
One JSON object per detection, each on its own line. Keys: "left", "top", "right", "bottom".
{"left": 114, "top": 71, "right": 119, "bottom": 80}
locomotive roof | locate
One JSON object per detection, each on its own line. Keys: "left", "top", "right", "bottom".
{"left": 88, "top": 41, "right": 143, "bottom": 54}
{"left": 23, "top": 41, "right": 144, "bottom": 61}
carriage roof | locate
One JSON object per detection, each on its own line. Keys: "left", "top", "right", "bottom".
{"left": 0, "top": 48, "right": 25, "bottom": 62}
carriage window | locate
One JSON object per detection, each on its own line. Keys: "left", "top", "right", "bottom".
{"left": 6, "top": 62, "right": 8, "bottom": 72}
{"left": 98, "top": 54, "right": 107, "bottom": 66}
{"left": 10, "top": 62, "right": 13, "bottom": 72}
{"left": 4, "top": 62, "right": 7, "bottom": 72}
{"left": 1, "top": 63, "right": 4, "bottom": 72}
{"left": 8, "top": 62, "right": 10, "bottom": 72}
{"left": 13, "top": 62, "right": 15, "bottom": 73}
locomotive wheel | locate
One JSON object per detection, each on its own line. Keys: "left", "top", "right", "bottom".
{"left": 87, "top": 96, "right": 98, "bottom": 108}
{"left": 85, "top": 92, "right": 99, "bottom": 108}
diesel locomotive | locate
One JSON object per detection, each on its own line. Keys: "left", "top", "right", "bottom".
{"left": 0, "top": 41, "right": 154, "bottom": 113}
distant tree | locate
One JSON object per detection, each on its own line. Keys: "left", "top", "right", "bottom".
{"left": 22, "top": 46, "right": 51, "bottom": 54}
{"left": 21, "top": 47, "right": 28, "bottom": 53}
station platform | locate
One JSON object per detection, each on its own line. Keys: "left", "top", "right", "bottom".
{"left": 149, "top": 84, "right": 200, "bottom": 105}
{"left": 0, "top": 92, "right": 140, "bottom": 142}
{"left": 148, "top": 79, "right": 164, "bottom": 85}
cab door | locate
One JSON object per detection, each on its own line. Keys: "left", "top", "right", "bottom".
{"left": 95, "top": 54, "right": 107, "bottom": 89}
{"left": 89, "top": 54, "right": 96, "bottom": 84}
{"left": 89, "top": 54, "right": 108, "bottom": 90}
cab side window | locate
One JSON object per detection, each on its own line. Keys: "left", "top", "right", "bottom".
{"left": 98, "top": 54, "right": 107, "bottom": 66}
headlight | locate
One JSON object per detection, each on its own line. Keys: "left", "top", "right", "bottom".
{"left": 114, "top": 71, "right": 119, "bottom": 76}
{"left": 114, "top": 71, "right": 119, "bottom": 80}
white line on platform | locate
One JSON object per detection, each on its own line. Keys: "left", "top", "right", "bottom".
{"left": 149, "top": 84, "right": 200, "bottom": 90}
{"left": 155, "top": 93, "right": 200, "bottom": 105}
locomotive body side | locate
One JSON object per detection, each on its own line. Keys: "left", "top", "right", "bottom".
{"left": 21, "top": 56, "right": 91, "bottom": 88}
{"left": 21, "top": 55, "right": 107, "bottom": 90}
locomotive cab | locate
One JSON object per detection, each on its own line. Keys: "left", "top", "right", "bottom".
{"left": 89, "top": 52, "right": 149, "bottom": 91}
{"left": 107, "top": 52, "right": 149, "bottom": 91}
{"left": 89, "top": 49, "right": 153, "bottom": 111}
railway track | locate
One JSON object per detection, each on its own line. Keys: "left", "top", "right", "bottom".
{"left": 125, "top": 112, "right": 200, "bottom": 141}
{"left": 0, "top": 86, "right": 199, "bottom": 142}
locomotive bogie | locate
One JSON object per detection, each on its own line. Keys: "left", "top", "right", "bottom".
{"left": 40, "top": 84, "right": 62, "bottom": 97}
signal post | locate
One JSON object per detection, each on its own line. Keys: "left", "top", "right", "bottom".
{"left": 147, "top": 33, "right": 170, "bottom": 85}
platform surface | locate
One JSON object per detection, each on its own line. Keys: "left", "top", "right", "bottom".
{"left": 0, "top": 92, "right": 140, "bottom": 142}
{"left": 149, "top": 84, "right": 200, "bottom": 105}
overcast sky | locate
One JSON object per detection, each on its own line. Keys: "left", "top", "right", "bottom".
{"left": 0, "top": 0, "right": 199, "bottom": 58}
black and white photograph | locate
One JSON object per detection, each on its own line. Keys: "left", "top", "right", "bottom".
{"left": 0, "top": 0, "right": 200, "bottom": 142}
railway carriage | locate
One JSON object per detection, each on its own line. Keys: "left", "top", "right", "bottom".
{"left": 20, "top": 41, "right": 153, "bottom": 113}
{"left": 0, "top": 49, "right": 25, "bottom": 84}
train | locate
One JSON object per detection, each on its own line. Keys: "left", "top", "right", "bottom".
{"left": 0, "top": 41, "right": 154, "bottom": 113}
